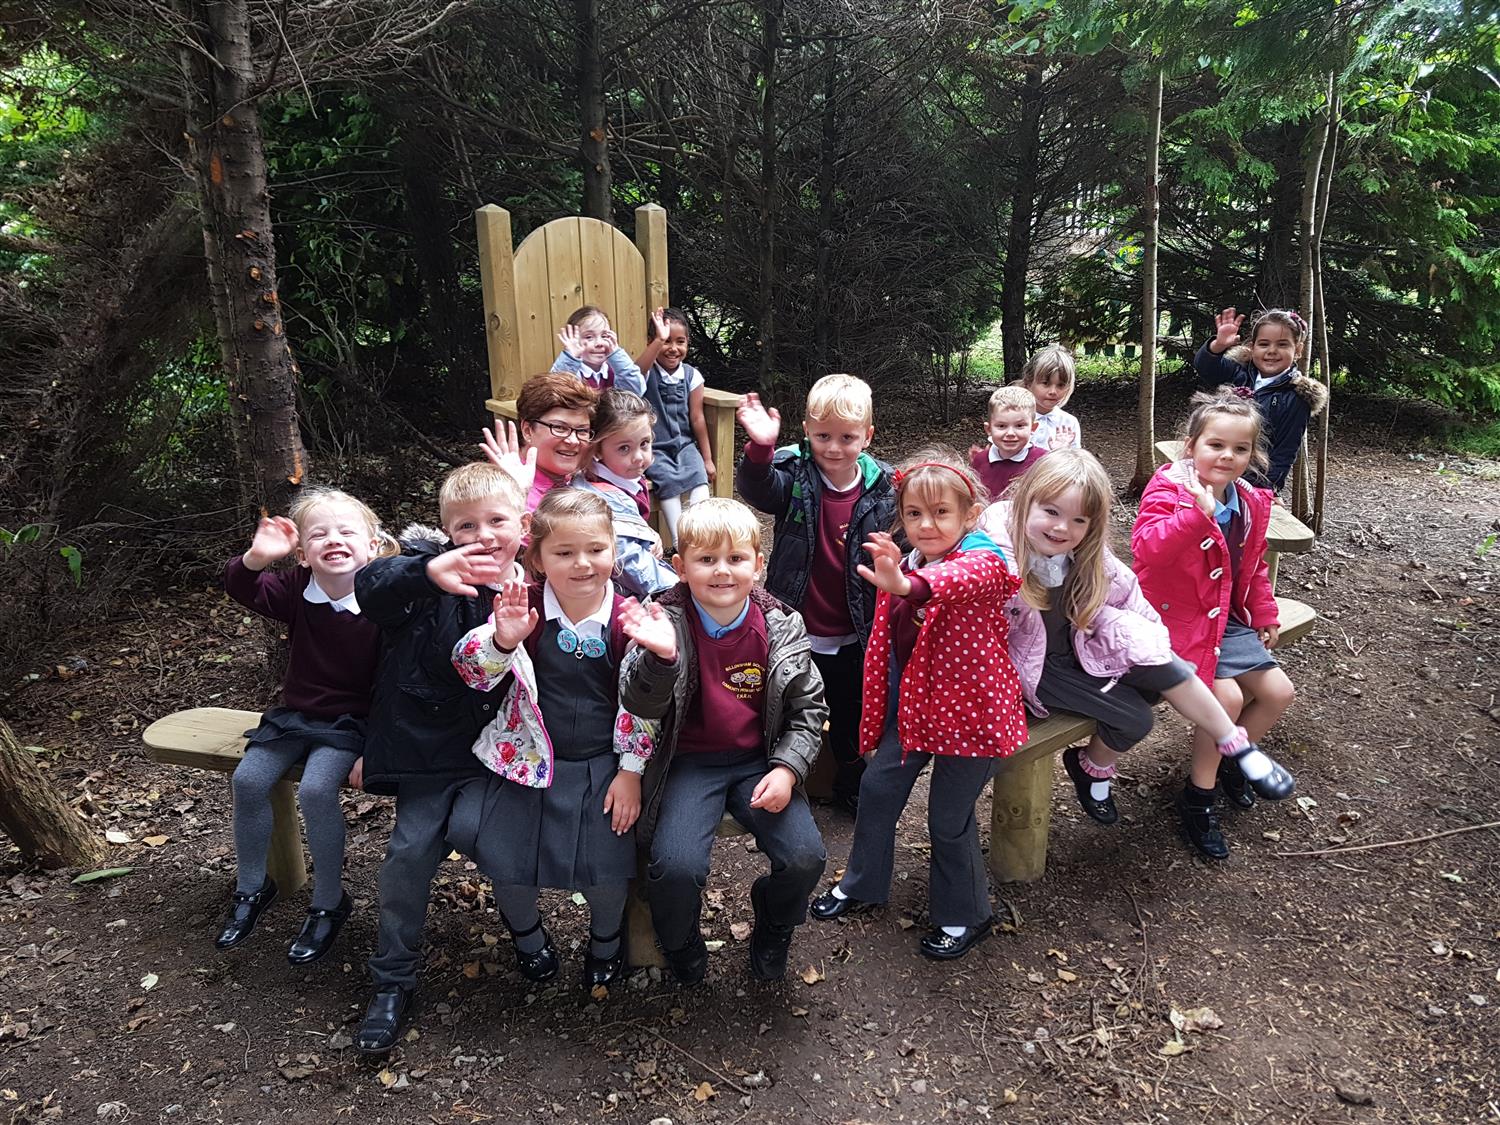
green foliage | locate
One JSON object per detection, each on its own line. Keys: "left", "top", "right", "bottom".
{"left": 0, "top": 525, "right": 85, "bottom": 586}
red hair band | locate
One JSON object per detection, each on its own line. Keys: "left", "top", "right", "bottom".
{"left": 893, "top": 462, "right": 976, "bottom": 500}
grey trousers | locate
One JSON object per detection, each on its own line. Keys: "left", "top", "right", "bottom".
{"left": 647, "top": 750, "right": 827, "bottom": 954}
{"left": 840, "top": 716, "right": 997, "bottom": 928}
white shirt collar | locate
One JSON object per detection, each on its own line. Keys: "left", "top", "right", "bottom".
{"left": 542, "top": 582, "right": 613, "bottom": 637}
{"left": 303, "top": 575, "right": 361, "bottom": 614}
{"left": 594, "top": 462, "right": 645, "bottom": 494}
{"left": 1029, "top": 552, "right": 1072, "bottom": 589}
{"left": 988, "top": 443, "right": 1032, "bottom": 464}
{"left": 816, "top": 466, "right": 860, "bottom": 494}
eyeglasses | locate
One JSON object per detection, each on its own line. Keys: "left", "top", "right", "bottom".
{"left": 529, "top": 418, "right": 594, "bottom": 441}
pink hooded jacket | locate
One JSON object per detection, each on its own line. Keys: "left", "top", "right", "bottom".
{"left": 979, "top": 502, "right": 1175, "bottom": 717}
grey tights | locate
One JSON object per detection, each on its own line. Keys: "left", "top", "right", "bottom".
{"left": 495, "top": 883, "right": 628, "bottom": 958}
{"left": 231, "top": 743, "right": 356, "bottom": 910}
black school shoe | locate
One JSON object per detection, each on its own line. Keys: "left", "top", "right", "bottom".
{"left": 508, "top": 920, "right": 560, "bottom": 983}
{"left": 1062, "top": 746, "right": 1119, "bottom": 825}
{"left": 748, "top": 876, "right": 795, "bottom": 981}
{"left": 287, "top": 891, "right": 352, "bottom": 966}
{"left": 1178, "top": 783, "right": 1230, "bottom": 860}
{"left": 1233, "top": 749, "right": 1296, "bottom": 801}
{"left": 1217, "top": 756, "right": 1256, "bottom": 810}
{"left": 214, "top": 877, "right": 278, "bottom": 950}
{"left": 664, "top": 935, "right": 709, "bottom": 986}
{"left": 582, "top": 928, "right": 625, "bottom": 990}
{"left": 809, "top": 887, "right": 874, "bottom": 921}
{"left": 355, "top": 985, "right": 414, "bottom": 1055}
{"left": 919, "top": 919, "right": 992, "bottom": 961}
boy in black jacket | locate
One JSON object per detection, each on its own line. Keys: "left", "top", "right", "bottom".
{"left": 352, "top": 462, "right": 527, "bottom": 1053}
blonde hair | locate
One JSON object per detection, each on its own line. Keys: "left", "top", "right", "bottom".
{"left": 438, "top": 462, "right": 526, "bottom": 525}
{"left": 1006, "top": 449, "right": 1113, "bottom": 631}
{"left": 1020, "top": 345, "right": 1076, "bottom": 404}
{"left": 288, "top": 487, "right": 398, "bottom": 558}
{"left": 891, "top": 446, "right": 986, "bottom": 531}
{"left": 987, "top": 384, "right": 1037, "bottom": 420}
{"left": 523, "top": 487, "right": 614, "bottom": 579}
{"left": 805, "top": 373, "right": 873, "bottom": 428}
{"left": 675, "top": 497, "right": 763, "bottom": 556}
{"left": 1183, "top": 390, "right": 1270, "bottom": 474}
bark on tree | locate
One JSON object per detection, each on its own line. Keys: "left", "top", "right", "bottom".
{"left": 176, "top": 0, "right": 306, "bottom": 516}
{"left": 0, "top": 719, "right": 104, "bottom": 869}
{"left": 1129, "top": 66, "right": 1164, "bottom": 495}
{"left": 813, "top": 40, "right": 838, "bottom": 376}
{"left": 755, "top": 0, "right": 784, "bottom": 393}
{"left": 1311, "top": 85, "right": 1340, "bottom": 534}
{"left": 1290, "top": 78, "right": 1334, "bottom": 521}
{"left": 1257, "top": 125, "right": 1304, "bottom": 311}
{"left": 577, "top": 0, "right": 611, "bottom": 221}
{"left": 1001, "top": 62, "right": 1044, "bottom": 382}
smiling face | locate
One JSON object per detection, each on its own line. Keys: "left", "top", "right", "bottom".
{"left": 1187, "top": 414, "right": 1258, "bottom": 498}
{"left": 595, "top": 415, "right": 655, "bottom": 480}
{"left": 1250, "top": 321, "right": 1298, "bottom": 379}
{"left": 523, "top": 407, "right": 594, "bottom": 480}
{"left": 900, "top": 482, "right": 981, "bottom": 562}
{"left": 673, "top": 536, "right": 763, "bottom": 624}
{"left": 575, "top": 314, "right": 613, "bottom": 367}
{"left": 535, "top": 514, "right": 615, "bottom": 609}
{"left": 296, "top": 502, "right": 377, "bottom": 580}
{"left": 803, "top": 413, "right": 874, "bottom": 488}
{"left": 1023, "top": 486, "right": 1093, "bottom": 557}
{"left": 443, "top": 496, "right": 525, "bottom": 571}
{"left": 656, "top": 320, "right": 690, "bottom": 372}
{"left": 985, "top": 405, "right": 1037, "bottom": 458}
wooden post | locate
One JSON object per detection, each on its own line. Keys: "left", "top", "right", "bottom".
{"left": 635, "top": 204, "right": 668, "bottom": 311}
{"left": 266, "top": 779, "right": 308, "bottom": 895}
{"left": 702, "top": 388, "right": 742, "bottom": 500}
{"left": 475, "top": 204, "right": 523, "bottom": 404}
{"left": 627, "top": 852, "right": 664, "bottom": 969}
{"left": 989, "top": 752, "right": 1054, "bottom": 884}
{"left": 0, "top": 719, "right": 104, "bottom": 869}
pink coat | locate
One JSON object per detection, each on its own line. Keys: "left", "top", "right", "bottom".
{"left": 979, "top": 502, "right": 1175, "bottom": 716}
{"left": 858, "top": 532, "right": 1029, "bottom": 760}
{"left": 1131, "top": 462, "right": 1279, "bottom": 686}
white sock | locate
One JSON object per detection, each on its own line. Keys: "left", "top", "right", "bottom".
{"left": 1090, "top": 779, "right": 1112, "bottom": 801}
{"left": 1235, "top": 748, "right": 1274, "bottom": 780}
{"left": 941, "top": 924, "right": 967, "bottom": 937}
{"left": 830, "top": 884, "right": 847, "bottom": 900}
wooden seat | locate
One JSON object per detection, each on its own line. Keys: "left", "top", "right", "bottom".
{"left": 987, "top": 712, "right": 1098, "bottom": 884}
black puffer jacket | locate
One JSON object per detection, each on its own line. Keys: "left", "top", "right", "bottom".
{"left": 354, "top": 527, "right": 505, "bottom": 795}
{"left": 1193, "top": 342, "right": 1330, "bottom": 493}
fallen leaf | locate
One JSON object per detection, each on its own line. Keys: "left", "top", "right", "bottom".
{"left": 1056, "top": 969, "right": 1078, "bottom": 983}
{"left": 590, "top": 984, "right": 609, "bottom": 1001}
{"left": 790, "top": 1006, "right": 809, "bottom": 1017}
{"left": 213, "top": 1022, "right": 236, "bottom": 1033}
{"left": 1026, "top": 971, "right": 1045, "bottom": 984}
{"left": 105, "top": 830, "right": 132, "bottom": 845}
{"left": 142, "top": 835, "right": 169, "bottom": 847}
{"left": 704, "top": 940, "right": 725, "bottom": 952}
{"left": 693, "top": 1081, "right": 716, "bottom": 1102}
{"left": 730, "top": 921, "right": 752, "bottom": 941}
{"left": 1160, "top": 1039, "right": 1188, "bottom": 1057}
{"left": 140, "top": 973, "right": 159, "bottom": 991}
{"left": 897, "top": 916, "right": 916, "bottom": 930}
{"left": 377, "top": 1068, "right": 398, "bottom": 1088}
{"left": 461, "top": 961, "right": 481, "bottom": 980}
{"left": 1178, "top": 1006, "right": 1223, "bottom": 1033}
{"left": 801, "top": 965, "right": 824, "bottom": 985}
{"left": 72, "top": 867, "right": 133, "bottom": 885}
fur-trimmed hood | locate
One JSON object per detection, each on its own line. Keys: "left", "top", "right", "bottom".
{"left": 397, "top": 523, "right": 450, "bottom": 555}
{"left": 1222, "top": 348, "right": 1330, "bottom": 415}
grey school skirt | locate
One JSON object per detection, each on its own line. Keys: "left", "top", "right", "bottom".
{"left": 1214, "top": 620, "right": 1280, "bottom": 679}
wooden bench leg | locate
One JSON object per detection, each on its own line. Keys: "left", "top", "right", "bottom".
{"left": 988, "top": 754, "right": 1054, "bottom": 884}
{"left": 265, "top": 779, "right": 308, "bottom": 895}
{"left": 804, "top": 739, "right": 836, "bottom": 801}
{"left": 627, "top": 851, "right": 664, "bottom": 969}
{"left": 1266, "top": 550, "right": 1280, "bottom": 594}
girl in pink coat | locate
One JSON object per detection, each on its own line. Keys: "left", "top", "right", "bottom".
{"left": 810, "top": 448, "right": 1027, "bottom": 962}
{"left": 979, "top": 450, "right": 1278, "bottom": 835}
{"left": 1133, "top": 392, "right": 1299, "bottom": 859}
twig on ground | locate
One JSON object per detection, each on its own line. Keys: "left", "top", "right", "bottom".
{"left": 1276, "top": 820, "right": 1500, "bottom": 858}
{"left": 1124, "top": 888, "right": 1155, "bottom": 1001}
{"left": 643, "top": 1027, "right": 747, "bottom": 1095}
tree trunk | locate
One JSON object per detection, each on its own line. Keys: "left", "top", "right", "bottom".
{"left": 1129, "top": 66, "right": 1164, "bottom": 495}
{"left": 1001, "top": 62, "right": 1044, "bottom": 382}
{"left": 0, "top": 720, "right": 104, "bottom": 869}
{"left": 1256, "top": 125, "right": 1303, "bottom": 311}
{"left": 812, "top": 39, "right": 838, "bottom": 376}
{"left": 1311, "top": 85, "right": 1340, "bottom": 534}
{"left": 176, "top": 0, "right": 305, "bottom": 516}
{"left": 755, "top": 0, "right": 784, "bottom": 393}
{"left": 577, "top": 0, "right": 611, "bottom": 221}
{"left": 1290, "top": 79, "right": 1333, "bottom": 522}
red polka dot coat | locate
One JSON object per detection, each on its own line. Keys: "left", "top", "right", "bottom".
{"left": 859, "top": 531, "right": 1029, "bottom": 760}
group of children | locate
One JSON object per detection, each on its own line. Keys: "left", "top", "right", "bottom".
{"left": 214, "top": 301, "right": 1323, "bottom": 1053}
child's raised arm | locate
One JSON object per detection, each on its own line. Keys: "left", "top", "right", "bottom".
{"left": 633, "top": 307, "right": 669, "bottom": 372}
{"left": 224, "top": 516, "right": 302, "bottom": 623}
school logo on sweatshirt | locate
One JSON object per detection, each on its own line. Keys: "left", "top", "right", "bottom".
{"left": 724, "top": 661, "right": 766, "bottom": 700}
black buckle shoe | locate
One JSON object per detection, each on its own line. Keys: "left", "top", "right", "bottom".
{"left": 214, "top": 878, "right": 277, "bottom": 950}
{"left": 1234, "top": 749, "right": 1296, "bottom": 801}
{"left": 287, "top": 891, "right": 352, "bottom": 965}
{"left": 1179, "top": 786, "right": 1230, "bottom": 860}
{"left": 810, "top": 887, "right": 873, "bottom": 921}
{"left": 355, "top": 985, "right": 413, "bottom": 1055}
{"left": 583, "top": 927, "right": 625, "bottom": 990}
{"left": 1217, "top": 756, "right": 1256, "bottom": 810}
{"left": 748, "top": 876, "right": 794, "bottom": 981}
{"left": 508, "top": 920, "right": 560, "bottom": 983}
{"left": 664, "top": 935, "right": 708, "bottom": 986}
{"left": 1062, "top": 746, "right": 1118, "bottom": 825}
{"left": 919, "top": 919, "right": 992, "bottom": 961}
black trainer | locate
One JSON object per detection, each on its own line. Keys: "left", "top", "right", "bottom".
{"left": 1062, "top": 746, "right": 1119, "bottom": 825}
{"left": 1178, "top": 783, "right": 1229, "bottom": 860}
{"left": 214, "top": 877, "right": 278, "bottom": 950}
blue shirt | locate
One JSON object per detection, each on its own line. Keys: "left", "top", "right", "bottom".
{"left": 692, "top": 596, "right": 750, "bottom": 638}
{"left": 1214, "top": 485, "right": 1240, "bottom": 527}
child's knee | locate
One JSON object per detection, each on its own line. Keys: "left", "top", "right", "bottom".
{"left": 1213, "top": 678, "right": 1244, "bottom": 717}
{"left": 297, "top": 775, "right": 341, "bottom": 812}
{"left": 648, "top": 851, "right": 710, "bottom": 890}
{"left": 779, "top": 844, "right": 827, "bottom": 884}
{"left": 1265, "top": 671, "right": 1296, "bottom": 712}
{"left": 231, "top": 762, "right": 272, "bottom": 803}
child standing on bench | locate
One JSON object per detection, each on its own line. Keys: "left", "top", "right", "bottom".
{"left": 981, "top": 449, "right": 1289, "bottom": 830}
{"left": 449, "top": 489, "right": 652, "bottom": 991}
{"left": 352, "top": 462, "right": 528, "bottom": 1053}
{"left": 634, "top": 307, "right": 714, "bottom": 548}
{"left": 552, "top": 305, "right": 646, "bottom": 394}
{"left": 811, "top": 450, "right": 1027, "bottom": 962}
{"left": 618, "top": 498, "right": 828, "bottom": 986}
{"left": 1022, "top": 345, "right": 1083, "bottom": 452}
{"left": 735, "top": 375, "right": 895, "bottom": 816}
{"left": 218, "top": 489, "right": 394, "bottom": 962}
{"left": 1133, "top": 391, "right": 1299, "bottom": 859}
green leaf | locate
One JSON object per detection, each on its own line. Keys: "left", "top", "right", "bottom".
{"left": 72, "top": 866, "right": 134, "bottom": 884}
{"left": 59, "top": 545, "right": 83, "bottom": 586}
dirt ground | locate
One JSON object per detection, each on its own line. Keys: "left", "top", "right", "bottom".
{"left": 2, "top": 383, "right": 1498, "bottom": 1125}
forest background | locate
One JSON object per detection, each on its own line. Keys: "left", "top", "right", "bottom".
{"left": 1, "top": 0, "right": 1498, "bottom": 682}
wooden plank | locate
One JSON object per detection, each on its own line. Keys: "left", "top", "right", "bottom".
{"left": 1154, "top": 439, "right": 1183, "bottom": 465}
{"left": 703, "top": 387, "right": 741, "bottom": 499}
{"left": 1274, "top": 596, "right": 1317, "bottom": 646}
{"left": 578, "top": 218, "right": 618, "bottom": 322}
{"left": 1151, "top": 439, "right": 1314, "bottom": 555}
{"left": 544, "top": 218, "right": 585, "bottom": 341}
{"left": 474, "top": 205, "right": 523, "bottom": 402}
{"left": 612, "top": 227, "right": 647, "bottom": 355}
{"left": 487, "top": 398, "right": 519, "bottom": 421}
{"left": 988, "top": 712, "right": 1094, "bottom": 884}
{"left": 513, "top": 227, "right": 557, "bottom": 381}
{"left": 635, "top": 204, "right": 669, "bottom": 312}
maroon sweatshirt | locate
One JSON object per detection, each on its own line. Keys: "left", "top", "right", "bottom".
{"left": 674, "top": 601, "right": 770, "bottom": 755}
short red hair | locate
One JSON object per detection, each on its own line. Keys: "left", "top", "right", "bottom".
{"left": 516, "top": 371, "right": 599, "bottom": 420}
